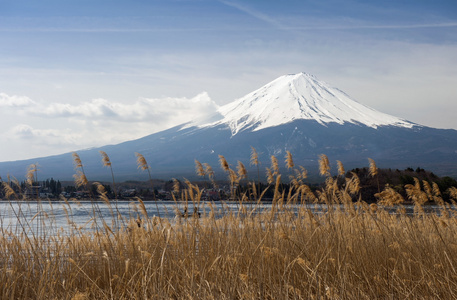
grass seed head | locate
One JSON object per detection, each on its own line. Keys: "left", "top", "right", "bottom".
{"left": 237, "top": 161, "right": 247, "bottom": 180}
{"left": 266, "top": 167, "right": 274, "bottom": 184}
{"left": 337, "top": 160, "right": 345, "bottom": 177}
{"left": 195, "top": 159, "right": 205, "bottom": 177}
{"left": 228, "top": 168, "right": 238, "bottom": 184}
{"left": 203, "top": 163, "right": 214, "bottom": 180}
{"left": 73, "top": 170, "right": 88, "bottom": 187}
{"left": 2, "top": 182, "right": 16, "bottom": 199}
{"left": 285, "top": 151, "right": 294, "bottom": 169}
{"left": 95, "top": 182, "right": 106, "bottom": 195}
{"left": 99, "top": 151, "right": 111, "bottom": 167}
{"left": 172, "top": 178, "right": 180, "bottom": 194}
{"left": 368, "top": 158, "right": 378, "bottom": 177}
{"left": 72, "top": 152, "right": 83, "bottom": 169}
{"left": 448, "top": 187, "right": 457, "bottom": 200}
{"left": 26, "top": 164, "right": 38, "bottom": 186}
{"left": 432, "top": 182, "right": 442, "bottom": 197}
{"left": 299, "top": 166, "right": 308, "bottom": 179}
{"left": 318, "top": 154, "right": 330, "bottom": 177}
{"left": 135, "top": 153, "right": 149, "bottom": 170}
{"left": 219, "top": 155, "right": 230, "bottom": 171}
{"left": 346, "top": 172, "right": 361, "bottom": 195}
{"left": 270, "top": 155, "right": 279, "bottom": 175}
{"left": 250, "top": 146, "right": 259, "bottom": 167}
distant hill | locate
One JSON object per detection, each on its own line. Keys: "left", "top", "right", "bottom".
{"left": 347, "top": 167, "right": 457, "bottom": 203}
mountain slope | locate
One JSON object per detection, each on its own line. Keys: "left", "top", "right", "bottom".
{"left": 1, "top": 73, "right": 456, "bottom": 181}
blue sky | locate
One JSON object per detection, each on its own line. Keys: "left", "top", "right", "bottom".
{"left": 1, "top": 0, "right": 456, "bottom": 162}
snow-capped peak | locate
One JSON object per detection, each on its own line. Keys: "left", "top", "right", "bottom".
{"left": 195, "top": 72, "right": 415, "bottom": 135}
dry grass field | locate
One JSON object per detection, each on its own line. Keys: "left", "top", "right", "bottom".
{"left": 1, "top": 151, "right": 457, "bottom": 299}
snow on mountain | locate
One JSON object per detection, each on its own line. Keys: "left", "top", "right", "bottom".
{"left": 195, "top": 73, "right": 415, "bottom": 135}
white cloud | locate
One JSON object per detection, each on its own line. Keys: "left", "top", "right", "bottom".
{"left": 0, "top": 92, "right": 220, "bottom": 161}
{"left": 41, "top": 99, "right": 119, "bottom": 118}
{"left": 37, "top": 92, "right": 218, "bottom": 124}
{"left": 0, "top": 124, "right": 84, "bottom": 161}
{"left": 8, "top": 124, "right": 82, "bottom": 145}
{"left": 9, "top": 124, "right": 35, "bottom": 139}
{"left": 0, "top": 93, "right": 36, "bottom": 107}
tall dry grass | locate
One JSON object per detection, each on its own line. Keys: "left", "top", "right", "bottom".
{"left": 0, "top": 152, "right": 457, "bottom": 299}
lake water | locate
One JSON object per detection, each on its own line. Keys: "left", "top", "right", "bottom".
{"left": 0, "top": 199, "right": 447, "bottom": 236}
{"left": 0, "top": 200, "right": 274, "bottom": 235}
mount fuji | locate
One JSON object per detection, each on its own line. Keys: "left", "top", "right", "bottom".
{"left": 192, "top": 73, "right": 415, "bottom": 133}
{"left": 1, "top": 73, "right": 457, "bottom": 181}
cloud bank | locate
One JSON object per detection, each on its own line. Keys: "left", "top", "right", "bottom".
{"left": 0, "top": 93, "right": 35, "bottom": 107}
{"left": 0, "top": 92, "right": 219, "bottom": 161}
{"left": 38, "top": 92, "right": 217, "bottom": 122}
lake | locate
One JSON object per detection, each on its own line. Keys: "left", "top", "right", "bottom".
{"left": 0, "top": 199, "right": 446, "bottom": 236}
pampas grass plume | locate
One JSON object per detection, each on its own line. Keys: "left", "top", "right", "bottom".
{"left": 237, "top": 161, "right": 247, "bottom": 180}
{"left": 250, "top": 146, "right": 259, "bottom": 166}
{"left": 228, "top": 169, "right": 238, "bottom": 184}
{"left": 266, "top": 167, "right": 274, "bottom": 185}
{"left": 368, "top": 158, "right": 378, "bottom": 177}
{"left": 219, "top": 155, "right": 229, "bottom": 172}
{"left": 26, "top": 163, "right": 38, "bottom": 186}
{"left": 195, "top": 159, "right": 205, "bottom": 177}
{"left": 99, "top": 151, "right": 111, "bottom": 167}
{"left": 318, "top": 154, "right": 330, "bottom": 177}
{"left": 170, "top": 178, "right": 179, "bottom": 194}
{"left": 73, "top": 170, "right": 88, "bottom": 188}
{"left": 270, "top": 155, "right": 279, "bottom": 175}
{"left": 337, "top": 160, "right": 345, "bottom": 177}
{"left": 2, "top": 182, "right": 16, "bottom": 199}
{"left": 72, "top": 152, "right": 83, "bottom": 169}
{"left": 285, "top": 151, "right": 294, "bottom": 170}
{"left": 135, "top": 153, "right": 149, "bottom": 170}
{"left": 346, "top": 172, "right": 361, "bottom": 195}
{"left": 299, "top": 166, "right": 308, "bottom": 179}
{"left": 203, "top": 163, "right": 214, "bottom": 180}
